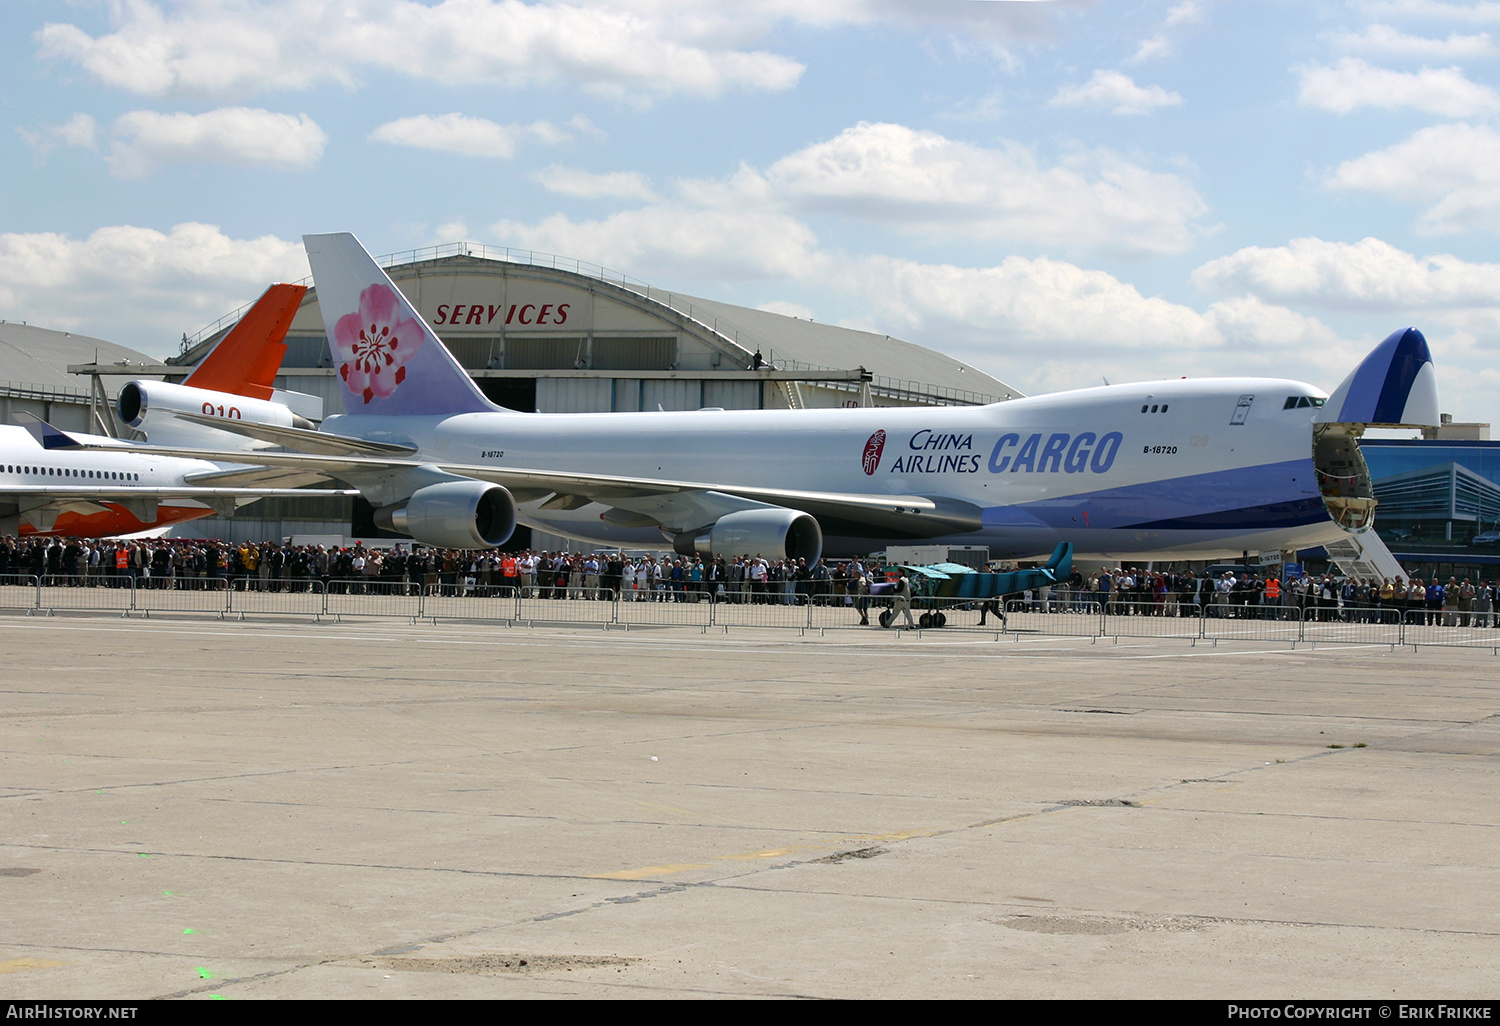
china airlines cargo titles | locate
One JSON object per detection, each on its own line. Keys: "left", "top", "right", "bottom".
{"left": 868, "top": 429, "right": 1125, "bottom": 476}
{"left": 432, "top": 303, "right": 571, "bottom": 327}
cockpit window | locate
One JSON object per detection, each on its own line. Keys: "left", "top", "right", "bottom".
{"left": 1284, "top": 396, "right": 1327, "bottom": 409}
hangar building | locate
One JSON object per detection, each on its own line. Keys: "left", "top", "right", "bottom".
{"left": 175, "top": 243, "right": 1020, "bottom": 416}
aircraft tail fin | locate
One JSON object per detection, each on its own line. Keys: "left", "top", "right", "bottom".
{"left": 183, "top": 283, "right": 306, "bottom": 400}
{"left": 1042, "top": 541, "right": 1073, "bottom": 583}
{"left": 303, "top": 233, "right": 497, "bottom": 417}
{"left": 1317, "top": 327, "right": 1439, "bottom": 428}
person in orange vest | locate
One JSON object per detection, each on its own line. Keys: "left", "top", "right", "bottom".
{"left": 1263, "top": 574, "right": 1282, "bottom": 619}
{"left": 113, "top": 541, "right": 130, "bottom": 589}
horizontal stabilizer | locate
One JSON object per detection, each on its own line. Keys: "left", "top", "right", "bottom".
{"left": 167, "top": 410, "right": 418, "bottom": 456}
{"left": 18, "top": 418, "right": 84, "bottom": 451}
{"left": 1317, "top": 327, "right": 1439, "bottom": 428}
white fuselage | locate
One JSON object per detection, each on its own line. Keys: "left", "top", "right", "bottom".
{"left": 326, "top": 375, "right": 1347, "bottom": 560}
{"left": 0, "top": 425, "right": 225, "bottom": 536}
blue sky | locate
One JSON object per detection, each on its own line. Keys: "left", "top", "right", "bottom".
{"left": 4, "top": 0, "right": 1500, "bottom": 422}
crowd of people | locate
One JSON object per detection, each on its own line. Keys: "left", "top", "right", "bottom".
{"left": 3, "top": 536, "right": 1495, "bottom": 627}
{"left": 0, "top": 537, "right": 873, "bottom": 604}
{"left": 1028, "top": 567, "right": 1500, "bottom": 627}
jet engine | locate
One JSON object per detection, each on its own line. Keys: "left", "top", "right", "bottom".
{"left": 119, "top": 380, "right": 314, "bottom": 449}
{"left": 373, "top": 480, "right": 517, "bottom": 549}
{"left": 674, "top": 508, "right": 823, "bottom": 564}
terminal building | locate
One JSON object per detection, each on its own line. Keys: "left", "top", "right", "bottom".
{"left": 75, "top": 243, "right": 1023, "bottom": 548}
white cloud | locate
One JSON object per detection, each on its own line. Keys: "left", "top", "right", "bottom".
{"left": 763, "top": 122, "right": 1208, "bottom": 255}
{"left": 841, "top": 254, "right": 1360, "bottom": 394}
{"left": 432, "top": 221, "right": 473, "bottom": 245}
{"left": 36, "top": 0, "right": 805, "bottom": 103}
{"left": 492, "top": 120, "right": 1213, "bottom": 290}
{"left": 1327, "top": 123, "right": 1500, "bottom": 234}
{"left": 17, "top": 113, "right": 99, "bottom": 155}
{"left": 107, "top": 107, "right": 326, "bottom": 177}
{"left": 1050, "top": 70, "right": 1184, "bottom": 115}
{"left": 1201, "top": 294, "right": 1345, "bottom": 350}
{"left": 487, "top": 177, "right": 1356, "bottom": 389}
{"left": 491, "top": 204, "right": 826, "bottom": 282}
{"left": 55, "top": 113, "right": 101, "bottom": 149}
{"left": 756, "top": 300, "right": 817, "bottom": 320}
{"left": 938, "top": 88, "right": 1007, "bottom": 123}
{"left": 1328, "top": 23, "right": 1497, "bottom": 59}
{"left": 851, "top": 254, "right": 1220, "bottom": 350}
{"left": 1298, "top": 58, "right": 1500, "bottom": 116}
{"left": 1193, "top": 236, "right": 1500, "bottom": 310}
{"left": 531, "top": 166, "right": 658, "bottom": 200}
{"left": 371, "top": 114, "right": 533, "bottom": 159}
{"left": 1130, "top": 1, "right": 1202, "bottom": 63}
{"left": 1358, "top": 2, "right": 1500, "bottom": 24}
{"left": 0, "top": 223, "right": 307, "bottom": 353}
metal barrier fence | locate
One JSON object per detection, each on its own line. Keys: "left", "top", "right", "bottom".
{"left": 1398, "top": 609, "right": 1500, "bottom": 648}
{"left": 231, "top": 578, "right": 327, "bottom": 619}
{"left": 0, "top": 574, "right": 41, "bottom": 612}
{"left": 135, "top": 577, "right": 228, "bottom": 616}
{"left": 424, "top": 585, "right": 522, "bottom": 624}
{"left": 36, "top": 575, "right": 134, "bottom": 616}
{"left": 518, "top": 587, "right": 614, "bottom": 625}
{"left": 616, "top": 591, "right": 715, "bottom": 628}
{"left": 9, "top": 578, "right": 1500, "bottom": 648}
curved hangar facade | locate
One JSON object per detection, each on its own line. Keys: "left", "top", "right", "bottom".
{"left": 178, "top": 243, "right": 1022, "bottom": 417}
{"left": 169, "top": 243, "right": 1023, "bottom": 545}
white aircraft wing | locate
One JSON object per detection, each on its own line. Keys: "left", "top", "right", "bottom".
{"left": 183, "top": 464, "right": 347, "bottom": 490}
{"left": 69, "top": 438, "right": 980, "bottom": 537}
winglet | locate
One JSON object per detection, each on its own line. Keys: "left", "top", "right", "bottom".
{"left": 183, "top": 283, "right": 307, "bottom": 400}
{"left": 303, "top": 233, "right": 496, "bottom": 416}
{"left": 1317, "top": 327, "right": 1440, "bottom": 428}
{"left": 18, "top": 416, "right": 86, "bottom": 450}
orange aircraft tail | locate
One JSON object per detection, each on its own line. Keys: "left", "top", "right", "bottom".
{"left": 182, "top": 283, "right": 307, "bottom": 400}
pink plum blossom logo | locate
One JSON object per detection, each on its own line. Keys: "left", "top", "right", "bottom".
{"left": 333, "top": 283, "right": 425, "bottom": 404}
{"left": 862, "top": 430, "right": 886, "bottom": 475}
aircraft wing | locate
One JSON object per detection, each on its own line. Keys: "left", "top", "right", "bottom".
{"left": 67, "top": 439, "right": 981, "bottom": 538}
{"left": 165, "top": 411, "right": 419, "bottom": 456}
{"left": 183, "top": 464, "right": 344, "bottom": 490}
{"left": 152, "top": 411, "right": 982, "bottom": 534}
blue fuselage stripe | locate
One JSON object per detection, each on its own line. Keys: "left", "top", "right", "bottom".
{"left": 981, "top": 458, "right": 1325, "bottom": 532}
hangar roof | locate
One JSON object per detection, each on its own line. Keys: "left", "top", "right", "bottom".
{"left": 660, "top": 291, "right": 1022, "bottom": 402}
{"left": 0, "top": 321, "right": 156, "bottom": 401}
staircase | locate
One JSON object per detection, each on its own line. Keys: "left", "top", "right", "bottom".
{"left": 1324, "top": 530, "right": 1407, "bottom": 583}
